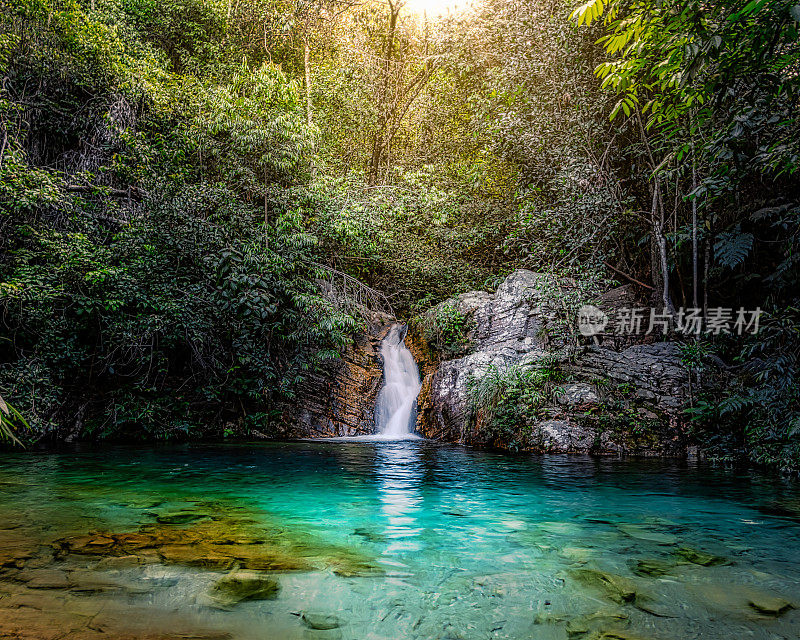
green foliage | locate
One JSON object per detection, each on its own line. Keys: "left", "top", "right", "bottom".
{"left": 713, "top": 228, "right": 754, "bottom": 270}
{"left": 467, "top": 359, "right": 565, "bottom": 451}
{"left": 678, "top": 340, "right": 713, "bottom": 371}
{"left": 572, "top": 0, "right": 800, "bottom": 297}
{"left": 307, "top": 170, "right": 506, "bottom": 313}
{"left": 533, "top": 271, "right": 607, "bottom": 346}
{"left": 440, "top": 0, "right": 628, "bottom": 276}
{"left": 686, "top": 306, "right": 800, "bottom": 472}
{"left": 573, "top": 0, "right": 800, "bottom": 471}
{"left": 0, "top": 393, "right": 28, "bottom": 447}
{"left": 506, "top": 173, "right": 632, "bottom": 276}
{"left": 415, "top": 303, "right": 472, "bottom": 357}
{"left": 121, "top": 0, "right": 226, "bottom": 73}
{"left": 0, "top": 0, "right": 354, "bottom": 441}
{"left": 189, "top": 63, "right": 316, "bottom": 191}
{"left": 589, "top": 383, "right": 664, "bottom": 448}
{"left": 0, "top": 147, "right": 64, "bottom": 213}
{"left": 1, "top": 0, "right": 799, "bottom": 470}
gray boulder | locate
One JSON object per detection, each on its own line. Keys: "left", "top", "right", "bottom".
{"left": 556, "top": 383, "right": 600, "bottom": 406}
{"left": 415, "top": 270, "right": 692, "bottom": 454}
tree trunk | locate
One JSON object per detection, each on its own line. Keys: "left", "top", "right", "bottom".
{"left": 368, "top": 1, "right": 399, "bottom": 186}
{"left": 636, "top": 110, "right": 674, "bottom": 314}
{"left": 650, "top": 179, "right": 675, "bottom": 315}
{"left": 649, "top": 185, "right": 663, "bottom": 306}
{"left": 692, "top": 144, "right": 699, "bottom": 309}
{"left": 656, "top": 220, "right": 676, "bottom": 316}
{"left": 703, "top": 234, "right": 710, "bottom": 316}
{"left": 304, "top": 40, "right": 313, "bottom": 127}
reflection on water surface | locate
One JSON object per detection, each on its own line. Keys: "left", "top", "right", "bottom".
{"left": 1, "top": 440, "right": 799, "bottom": 639}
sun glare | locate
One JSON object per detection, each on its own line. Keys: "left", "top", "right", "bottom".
{"left": 404, "top": 0, "right": 472, "bottom": 18}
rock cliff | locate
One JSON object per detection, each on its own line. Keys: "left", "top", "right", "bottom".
{"left": 281, "top": 316, "right": 391, "bottom": 437}
{"left": 409, "top": 270, "right": 696, "bottom": 456}
{"left": 287, "top": 270, "right": 698, "bottom": 457}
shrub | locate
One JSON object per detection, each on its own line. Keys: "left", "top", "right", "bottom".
{"left": 0, "top": 394, "right": 28, "bottom": 447}
{"left": 685, "top": 306, "right": 800, "bottom": 473}
{"left": 466, "top": 358, "right": 565, "bottom": 451}
{"left": 415, "top": 303, "right": 472, "bottom": 357}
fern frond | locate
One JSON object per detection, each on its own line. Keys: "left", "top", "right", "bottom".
{"left": 714, "top": 229, "right": 753, "bottom": 269}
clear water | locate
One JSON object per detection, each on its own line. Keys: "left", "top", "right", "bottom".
{"left": 1, "top": 441, "right": 799, "bottom": 639}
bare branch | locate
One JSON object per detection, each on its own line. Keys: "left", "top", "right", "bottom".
{"left": 305, "top": 260, "right": 395, "bottom": 319}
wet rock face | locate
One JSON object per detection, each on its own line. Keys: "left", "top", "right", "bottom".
{"left": 537, "top": 420, "right": 605, "bottom": 453}
{"left": 414, "top": 271, "right": 556, "bottom": 443}
{"left": 565, "top": 342, "right": 690, "bottom": 413}
{"left": 283, "top": 315, "right": 392, "bottom": 437}
{"left": 414, "top": 270, "right": 693, "bottom": 454}
{"left": 404, "top": 323, "right": 441, "bottom": 437}
{"left": 557, "top": 383, "right": 601, "bottom": 406}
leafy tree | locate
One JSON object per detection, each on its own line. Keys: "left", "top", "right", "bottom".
{"left": 572, "top": 0, "right": 800, "bottom": 469}
{"left": 0, "top": 0, "right": 355, "bottom": 443}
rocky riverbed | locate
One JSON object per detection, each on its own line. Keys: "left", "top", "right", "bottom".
{"left": 0, "top": 498, "right": 380, "bottom": 640}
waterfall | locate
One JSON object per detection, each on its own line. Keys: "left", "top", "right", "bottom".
{"left": 375, "top": 324, "right": 422, "bottom": 437}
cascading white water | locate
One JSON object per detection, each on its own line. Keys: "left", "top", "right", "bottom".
{"left": 374, "top": 324, "right": 422, "bottom": 437}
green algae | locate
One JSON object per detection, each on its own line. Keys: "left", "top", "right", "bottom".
{"left": 52, "top": 501, "right": 382, "bottom": 578}
{"left": 568, "top": 568, "right": 642, "bottom": 604}
{"left": 676, "top": 546, "right": 730, "bottom": 567}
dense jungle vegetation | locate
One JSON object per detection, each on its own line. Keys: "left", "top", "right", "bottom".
{"left": 1, "top": 0, "right": 799, "bottom": 470}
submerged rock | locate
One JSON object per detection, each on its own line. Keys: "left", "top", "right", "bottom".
{"left": 0, "top": 533, "right": 37, "bottom": 569}
{"left": 299, "top": 611, "right": 344, "bottom": 630}
{"left": 353, "top": 527, "right": 386, "bottom": 543}
{"left": 68, "top": 568, "right": 143, "bottom": 595}
{"left": 94, "top": 555, "right": 145, "bottom": 570}
{"left": 565, "top": 610, "right": 629, "bottom": 638}
{"left": 568, "top": 568, "right": 640, "bottom": 604}
{"left": 675, "top": 546, "right": 729, "bottom": 567}
{"left": 633, "top": 600, "right": 680, "bottom": 619}
{"left": 533, "top": 611, "right": 568, "bottom": 625}
{"left": 747, "top": 593, "right": 794, "bottom": 616}
{"left": 688, "top": 583, "right": 795, "bottom": 619}
{"left": 617, "top": 524, "right": 677, "bottom": 546}
{"left": 559, "top": 546, "right": 593, "bottom": 564}
{"left": 158, "top": 544, "right": 238, "bottom": 571}
{"left": 53, "top": 510, "right": 380, "bottom": 578}
{"left": 155, "top": 512, "right": 208, "bottom": 525}
{"left": 204, "top": 569, "right": 280, "bottom": 607}
{"left": 55, "top": 534, "right": 116, "bottom": 556}
{"left": 630, "top": 558, "right": 675, "bottom": 578}
{"left": 117, "top": 499, "right": 164, "bottom": 510}
{"left": 19, "top": 569, "right": 71, "bottom": 589}
{"left": 593, "top": 632, "right": 655, "bottom": 640}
